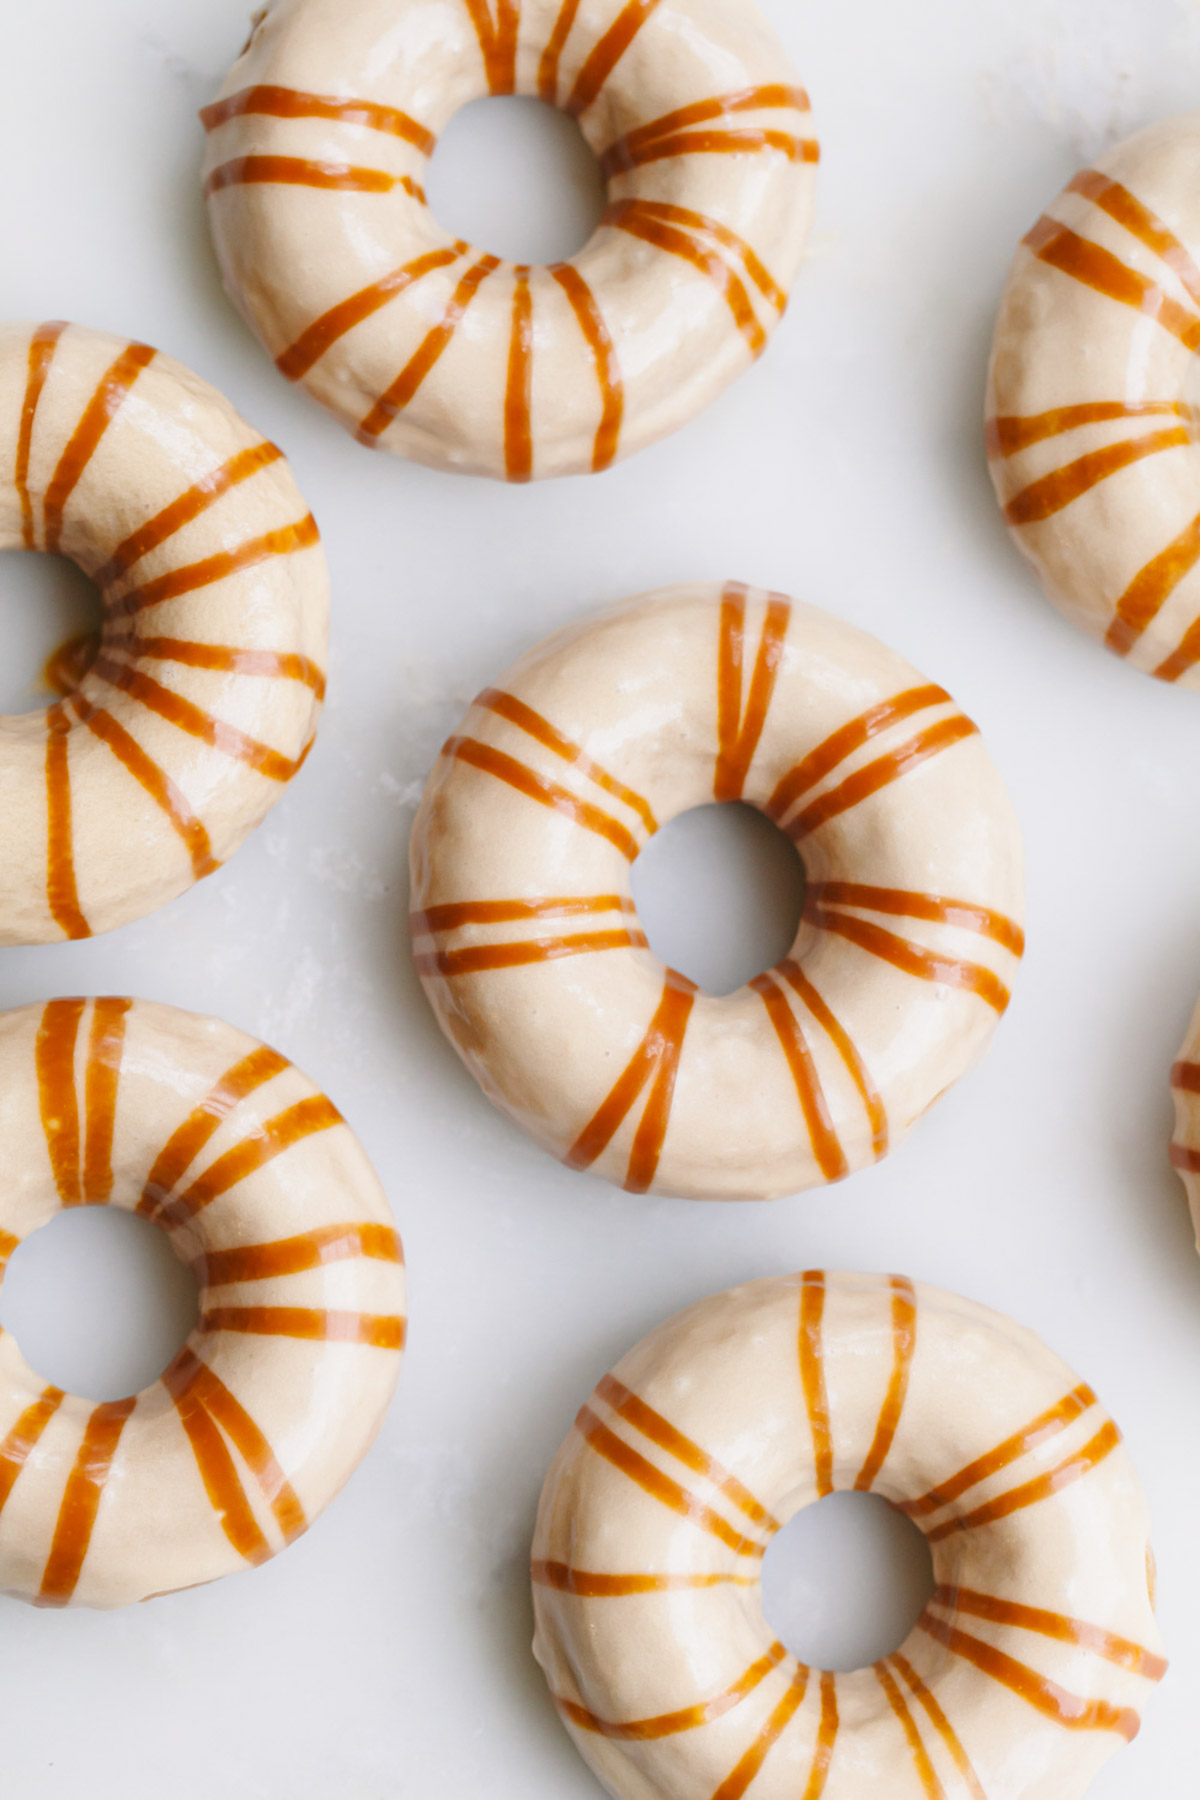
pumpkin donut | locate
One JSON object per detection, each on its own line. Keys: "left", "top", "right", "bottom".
{"left": 0, "top": 320, "right": 328, "bottom": 946}
{"left": 532, "top": 1271, "right": 1166, "bottom": 1800}
{"left": 409, "top": 584, "right": 1025, "bottom": 1201}
{"left": 0, "top": 996, "right": 405, "bottom": 1609}
{"left": 200, "top": 0, "right": 817, "bottom": 480}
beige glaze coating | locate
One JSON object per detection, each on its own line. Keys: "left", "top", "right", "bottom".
{"left": 532, "top": 1271, "right": 1166, "bottom": 1800}
{"left": 1168, "top": 993, "right": 1200, "bottom": 1247}
{"left": 410, "top": 584, "right": 1025, "bottom": 1201}
{"left": 0, "top": 997, "right": 405, "bottom": 1609}
{"left": 988, "top": 115, "right": 1200, "bottom": 686}
{"left": 0, "top": 320, "right": 329, "bottom": 946}
{"left": 201, "top": 0, "right": 816, "bottom": 481}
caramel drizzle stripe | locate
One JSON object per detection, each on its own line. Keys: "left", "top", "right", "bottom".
{"left": 854, "top": 1276, "right": 917, "bottom": 1492}
{"left": 1170, "top": 1142, "right": 1200, "bottom": 1171}
{"left": 564, "top": 971, "right": 696, "bottom": 1193}
{"left": 766, "top": 684, "right": 951, "bottom": 823}
{"left": 803, "top": 1671, "right": 839, "bottom": 1800}
{"left": 198, "top": 1223, "right": 403, "bottom": 1287}
{"left": 710, "top": 1667, "right": 811, "bottom": 1800}
{"left": 165, "top": 1345, "right": 307, "bottom": 1540}
{"left": 69, "top": 693, "right": 219, "bottom": 879}
{"left": 505, "top": 267, "right": 535, "bottom": 481}
{"left": 462, "top": 0, "right": 521, "bottom": 94}
{"left": 918, "top": 1612, "right": 1141, "bottom": 1742}
{"left": 925, "top": 1421, "right": 1120, "bottom": 1544}
{"left": 933, "top": 1586, "right": 1168, "bottom": 1682}
{"left": 531, "top": 1560, "right": 757, "bottom": 1594}
{"left": 600, "top": 83, "right": 811, "bottom": 176}
{"left": 45, "top": 704, "right": 90, "bottom": 940}
{"left": 35, "top": 998, "right": 86, "bottom": 1205}
{"left": 798, "top": 1272, "right": 834, "bottom": 1497}
{"left": 477, "top": 687, "right": 658, "bottom": 835}
{"left": 596, "top": 1372, "right": 780, "bottom": 1534}
{"left": 807, "top": 904, "right": 1012, "bottom": 1016}
{"left": 445, "top": 737, "right": 643, "bottom": 861}
{"left": 574, "top": 1405, "right": 765, "bottom": 1557}
{"left": 201, "top": 1307, "right": 406, "bottom": 1349}
{"left": 276, "top": 246, "right": 465, "bottom": 382}
{"left": 985, "top": 399, "right": 1187, "bottom": 458}
{"left": 16, "top": 320, "right": 68, "bottom": 548}
{"left": 563, "top": 0, "right": 664, "bottom": 118}
{"left": 538, "top": 0, "right": 583, "bottom": 102}
{"left": 93, "top": 441, "right": 285, "bottom": 586}
{"left": 199, "top": 84, "right": 436, "bottom": 156}
{"left": 549, "top": 264, "right": 625, "bottom": 470}
{"left": 414, "top": 927, "right": 647, "bottom": 978}
{"left": 890, "top": 1652, "right": 987, "bottom": 1800}
{"left": 0, "top": 1230, "right": 20, "bottom": 1277}
{"left": 556, "top": 1640, "right": 786, "bottom": 1740}
{"left": 161, "top": 1095, "right": 342, "bottom": 1225}
{"left": 613, "top": 129, "right": 816, "bottom": 175}
{"left": 898, "top": 1383, "right": 1096, "bottom": 1520}
{"left": 77, "top": 997, "right": 132, "bottom": 1207}
{"left": 1170, "top": 1059, "right": 1200, "bottom": 1092}
{"left": 1069, "top": 168, "right": 1200, "bottom": 307}
{"left": 204, "top": 156, "right": 423, "bottom": 202}
{"left": 45, "top": 633, "right": 98, "bottom": 699}
{"left": 412, "top": 894, "right": 634, "bottom": 933}
{"left": 38, "top": 1397, "right": 137, "bottom": 1605}
{"left": 108, "top": 514, "right": 321, "bottom": 619}
{"left": 43, "top": 342, "right": 157, "bottom": 555}
{"left": 714, "top": 584, "right": 791, "bottom": 801}
{"left": 776, "top": 959, "right": 888, "bottom": 1159}
{"left": 358, "top": 255, "right": 501, "bottom": 438}
{"left": 0, "top": 1387, "right": 65, "bottom": 1516}
{"left": 606, "top": 200, "right": 767, "bottom": 354}
{"left": 751, "top": 972, "right": 846, "bottom": 1182}
{"left": 1024, "top": 215, "right": 1200, "bottom": 352}
{"left": 1105, "top": 508, "right": 1200, "bottom": 657}
{"left": 139, "top": 1041, "right": 289, "bottom": 1216}
{"left": 1153, "top": 616, "right": 1200, "bottom": 684}
{"left": 1003, "top": 426, "right": 1190, "bottom": 528}
{"left": 808, "top": 883, "right": 1025, "bottom": 956}
{"left": 626, "top": 198, "right": 787, "bottom": 311}
{"left": 168, "top": 1378, "right": 273, "bottom": 1564}
{"left": 785, "top": 716, "right": 980, "bottom": 843}
{"left": 874, "top": 1661, "right": 945, "bottom": 1799}
{"left": 90, "top": 655, "right": 304, "bottom": 784}
{"left": 126, "top": 639, "right": 327, "bottom": 699}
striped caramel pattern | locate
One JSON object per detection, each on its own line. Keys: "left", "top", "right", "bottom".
{"left": 10, "top": 323, "right": 324, "bottom": 939}
{"left": 1169, "top": 1055, "right": 1200, "bottom": 1175}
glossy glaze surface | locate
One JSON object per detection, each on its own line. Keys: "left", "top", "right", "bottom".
{"left": 0, "top": 996, "right": 405, "bottom": 1609}
{"left": 988, "top": 114, "right": 1200, "bottom": 688}
{"left": 1168, "top": 995, "right": 1200, "bottom": 1248}
{"left": 201, "top": 0, "right": 816, "bottom": 480}
{"left": 533, "top": 1272, "right": 1166, "bottom": 1800}
{"left": 410, "top": 584, "right": 1025, "bottom": 1200}
{"left": 0, "top": 320, "right": 329, "bottom": 945}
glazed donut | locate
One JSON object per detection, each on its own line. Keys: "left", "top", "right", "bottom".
{"left": 1169, "top": 994, "right": 1200, "bottom": 1247}
{"left": 0, "top": 997, "right": 404, "bottom": 1609}
{"left": 0, "top": 320, "right": 328, "bottom": 946}
{"left": 988, "top": 115, "right": 1200, "bottom": 686}
{"left": 200, "top": 0, "right": 816, "bottom": 480}
{"left": 532, "top": 1271, "right": 1166, "bottom": 1800}
{"left": 409, "top": 584, "right": 1024, "bottom": 1201}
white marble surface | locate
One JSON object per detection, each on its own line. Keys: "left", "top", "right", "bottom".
{"left": 1, "top": 0, "right": 1199, "bottom": 1793}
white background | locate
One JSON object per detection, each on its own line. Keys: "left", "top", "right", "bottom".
{"left": 1, "top": 0, "right": 1199, "bottom": 1793}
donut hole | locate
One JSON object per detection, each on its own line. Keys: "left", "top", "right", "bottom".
{"left": 425, "top": 96, "right": 606, "bottom": 264}
{"left": 0, "top": 1208, "right": 199, "bottom": 1402}
{"left": 760, "top": 1492, "right": 934, "bottom": 1672}
{"left": 631, "top": 802, "right": 807, "bottom": 995}
{"left": 0, "top": 549, "right": 103, "bottom": 716}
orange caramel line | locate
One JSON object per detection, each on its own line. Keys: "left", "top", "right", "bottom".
{"left": 204, "top": 155, "right": 412, "bottom": 199}
{"left": 16, "top": 320, "right": 67, "bottom": 548}
{"left": 900, "top": 1383, "right": 1096, "bottom": 1520}
{"left": 1069, "top": 167, "right": 1200, "bottom": 308}
{"left": 557, "top": 1641, "right": 786, "bottom": 1740}
{"left": 1170, "top": 1142, "right": 1200, "bottom": 1171}
{"left": 1025, "top": 215, "right": 1200, "bottom": 351}
{"left": 199, "top": 1223, "right": 403, "bottom": 1287}
{"left": 575, "top": 1404, "right": 765, "bottom": 1557}
{"left": 44, "top": 704, "right": 90, "bottom": 940}
{"left": 798, "top": 1272, "right": 834, "bottom": 1497}
{"left": 874, "top": 1661, "right": 944, "bottom": 1799}
{"left": 564, "top": 0, "right": 664, "bottom": 117}
{"left": 787, "top": 716, "right": 979, "bottom": 842}
{"left": 565, "top": 970, "right": 696, "bottom": 1192}
{"left": 933, "top": 1586, "right": 1168, "bottom": 1682}
{"left": 766, "top": 684, "right": 951, "bottom": 823}
{"left": 751, "top": 972, "right": 847, "bottom": 1182}
{"left": 776, "top": 959, "right": 888, "bottom": 1159}
{"left": 601, "top": 84, "right": 811, "bottom": 176}
{"left": 925, "top": 1421, "right": 1120, "bottom": 1544}
{"left": 462, "top": 0, "right": 521, "bottom": 94}
{"left": 803, "top": 1671, "right": 839, "bottom": 1800}
{"left": 167, "top": 1372, "right": 273, "bottom": 1565}
{"left": 538, "top": 0, "right": 583, "bottom": 102}
{"left": 1003, "top": 426, "right": 1190, "bottom": 527}
{"left": 38, "top": 1396, "right": 137, "bottom": 1605}
{"left": 808, "top": 905, "right": 1011, "bottom": 1015}
{"left": 90, "top": 655, "right": 303, "bottom": 784}
{"left": 809, "top": 883, "right": 1025, "bottom": 956}
{"left": 918, "top": 1611, "right": 1141, "bottom": 1742}
{"left": 35, "top": 998, "right": 86, "bottom": 1205}
{"left": 608, "top": 129, "right": 812, "bottom": 175}
{"left": 0, "top": 1387, "right": 65, "bottom": 1517}
{"left": 78, "top": 998, "right": 132, "bottom": 1207}
{"left": 140, "top": 1048, "right": 292, "bottom": 1220}
{"left": 165, "top": 1345, "right": 307, "bottom": 1542}
{"left": 597, "top": 1372, "right": 780, "bottom": 1533}
{"left": 358, "top": 253, "right": 501, "bottom": 438}
{"left": 413, "top": 894, "right": 632, "bottom": 933}
{"left": 69, "top": 692, "right": 219, "bottom": 879}
{"left": 1170, "top": 1060, "right": 1200, "bottom": 1092}
{"left": 985, "top": 400, "right": 1187, "bottom": 458}
{"left": 43, "top": 340, "right": 157, "bottom": 555}
{"left": 108, "top": 514, "right": 321, "bottom": 618}
{"left": 201, "top": 1307, "right": 406, "bottom": 1349}
{"left": 130, "top": 639, "right": 327, "bottom": 699}
{"left": 478, "top": 686, "right": 659, "bottom": 835}
{"left": 710, "top": 1666, "right": 810, "bottom": 1800}
{"left": 414, "top": 927, "right": 647, "bottom": 977}
{"left": 1152, "top": 610, "right": 1200, "bottom": 681}
{"left": 0, "top": 1230, "right": 20, "bottom": 1275}
{"left": 549, "top": 264, "right": 625, "bottom": 470}
{"left": 631, "top": 198, "right": 788, "bottom": 311}
{"left": 606, "top": 200, "right": 767, "bottom": 355}
{"left": 163, "top": 1095, "right": 342, "bottom": 1225}
{"left": 446, "top": 736, "right": 643, "bottom": 861}
{"left": 277, "top": 246, "right": 463, "bottom": 381}
{"left": 44, "top": 632, "right": 99, "bottom": 698}
{"left": 199, "top": 84, "right": 437, "bottom": 155}
{"left": 505, "top": 267, "right": 535, "bottom": 482}
{"left": 890, "top": 1652, "right": 987, "bottom": 1800}
{"left": 1105, "top": 508, "right": 1200, "bottom": 657}
{"left": 854, "top": 1276, "right": 917, "bottom": 1492}
{"left": 94, "top": 441, "right": 285, "bottom": 586}
{"left": 531, "top": 1560, "right": 756, "bottom": 1594}
{"left": 714, "top": 584, "right": 791, "bottom": 801}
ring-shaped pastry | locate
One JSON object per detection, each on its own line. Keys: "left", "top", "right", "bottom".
{"left": 200, "top": 0, "right": 816, "bottom": 480}
{"left": 988, "top": 114, "right": 1200, "bottom": 686}
{"left": 0, "top": 320, "right": 328, "bottom": 946}
{"left": 410, "top": 584, "right": 1025, "bottom": 1201}
{"left": 532, "top": 1271, "right": 1166, "bottom": 1800}
{"left": 0, "top": 997, "right": 405, "bottom": 1609}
